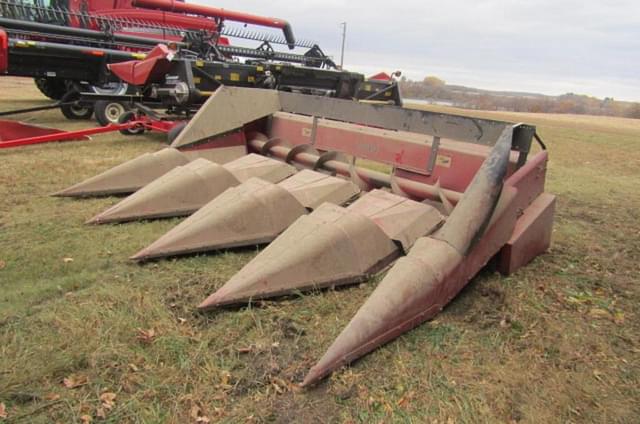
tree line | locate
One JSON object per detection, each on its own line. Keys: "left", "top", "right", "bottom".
{"left": 399, "top": 76, "right": 640, "bottom": 119}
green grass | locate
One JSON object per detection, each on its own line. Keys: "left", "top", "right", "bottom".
{"left": 1, "top": 77, "right": 639, "bottom": 422}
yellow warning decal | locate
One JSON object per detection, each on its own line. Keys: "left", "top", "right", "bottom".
{"left": 364, "top": 84, "right": 371, "bottom": 91}
{"left": 195, "top": 60, "right": 204, "bottom": 67}
{"left": 131, "top": 53, "right": 146, "bottom": 60}
{"left": 193, "top": 77, "right": 201, "bottom": 84}
{"left": 248, "top": 76, "right": 255, "bottom": 83}
{"left": 214, "top": 75, "right": 222, "bottom": 80}
{"left": 436, "top": 155, "right": 452, "bottom": 168}
{"left": 256, "top": 66, "right": 264, "bottom": 72}
{"left": 230, "top": 73, "right": 240, "bottom": 81}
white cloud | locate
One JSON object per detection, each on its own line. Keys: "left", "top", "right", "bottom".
{"left": 202, "top": 0, "right": 640, "bottom": 101}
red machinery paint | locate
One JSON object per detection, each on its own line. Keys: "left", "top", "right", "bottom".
{"left": 0, "top": 29, "right": 8, "bottom": 74}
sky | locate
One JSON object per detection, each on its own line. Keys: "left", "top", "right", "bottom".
{"left": 204, "top": 0, "right": 640, "bottom": 102}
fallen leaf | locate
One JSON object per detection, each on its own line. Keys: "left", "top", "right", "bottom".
{"left": 44, "top": 393, "right": 61, "bottom": 401}
{"left": 96, "top": 408, "right": 107, "bottom": 419}
{"left": 100, "top": 392, "right": 116, "bottom": 410}
{"left": 80, "top": 415, "right": 92, "bottom": 424}
{"left": 0, "top": 260, "right": 6, "bottom": 270}
{"left": 136, "top": 328, "right": 156, "bottom": 344}
{"left": 63, "top": 374, "right": 88, "bottom": 389}
{"left": 129, "top": 363, "right": 139, "bottom": 372}
{"left": 178, "top": 317, "right": 187, "bottom": 324}
{"left": 62, "top": 257, "right": 74, "bottom": 263}
{"left": 0, "top": 403, "right": 7, "bottom": 418}
{"left": 190, "top": 405, "right": 201, "bottom": 420}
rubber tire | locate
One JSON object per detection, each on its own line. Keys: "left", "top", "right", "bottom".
{"left": 117, "top": 111, "right": 146, "bottom": 136}
{"left": 95, "top": 100, "right": 129, "bottom": 126}
{"left": 60, "top": 90, "right": 94, "bottom": 120}
{"left": 34, "top": 77, "right": 68, "bottom": 100}
{"left": 166, "top": 121, "right": 187, "bottom": 144}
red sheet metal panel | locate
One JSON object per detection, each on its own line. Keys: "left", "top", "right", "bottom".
{"left": 108, "top": 44, "right": 173, "bottom": 85}
{"left": 0, "top": 29, "right": 7, "bottom": 74}
{"left": 268, "top": 112, "right": 498, "bottom": 193}
{"left": 498, "top": 192, "right": 556, "bottom": 275}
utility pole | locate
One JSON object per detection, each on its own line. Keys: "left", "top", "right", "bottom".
{"left": 339, "top": 22, "right": 347, "bottom": 69}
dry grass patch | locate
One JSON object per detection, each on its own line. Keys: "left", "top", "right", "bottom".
{"left": 0, "top": 78, "right": 638, "bottom": 422}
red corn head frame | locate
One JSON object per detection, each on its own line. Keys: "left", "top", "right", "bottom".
{"left": 53, "top": 87, "right": 555, "bottom": 386}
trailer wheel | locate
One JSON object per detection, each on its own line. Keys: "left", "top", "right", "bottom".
{"left": 166, "top": 122, "right": 187, "bottom": 144}
{"left": 118, "top": 111, "right": 146, "bottom": 136}
{"left": 60, "top": 90, "right": 94, "bottom": 120}
{"left": 34, "top": 78, "right": 68, "bottom": 100}
{"left": 95, "top": 101, "right": 129, "bottom": 126}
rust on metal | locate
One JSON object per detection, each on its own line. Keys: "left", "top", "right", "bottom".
{"left": 131, "top": 169, "right": 360, "bottom": 261}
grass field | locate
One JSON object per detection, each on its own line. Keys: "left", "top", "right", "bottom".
{"left": 1, "top": 77, "right": 639, "bottom": 423}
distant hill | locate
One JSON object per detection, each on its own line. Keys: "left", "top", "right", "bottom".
{"left": 400, "top": 76, "right": 640, "bottom": 119}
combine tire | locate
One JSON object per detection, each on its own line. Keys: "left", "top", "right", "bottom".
{"left": 34, "top": 77, "right": 68, "bottom": 100}
{"left": 60, "top": 90, "right": 94, "bottom": 120}
{"left": 118, "top": 111, "right": 146, "bottom": 136}
{"left": 166, "top": 122, "right": 187, "bottom": 144}
{"left": 95, "top": 101, "right": 129, "bottom": 126}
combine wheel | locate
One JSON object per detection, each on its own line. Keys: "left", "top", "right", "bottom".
{"left": 117, "top": 111, "right": 146, "bottom": 136}
{"left": 34, "top": 77, "right": 68, "bottom": 100}
{"left": 60, "top": 90, "right": 94, "bottom": 120}
{"left": 95, "top": 101, "right": 129, "bottom": 126}
{"left": 166, "top": 122, "right": 187, "bottom": 144}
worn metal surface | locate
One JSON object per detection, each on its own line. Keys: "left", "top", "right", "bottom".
{"left": 131, "top": 170, "right": 360, "bottom": 261}
{"left": 498, "top": 192, "right": 555, "bottom": 275}
{"left": 302, "top": 127, "right": 519, "bottom": 386}
{"left": 278, "top": 91, "right": 511, "bottom": 146}
{"left": 53, "top": 148, "right": 189, "bottom": 197}
{"left": 171, "top": 87, "right": 281, "bottom": 149}
{"left": 168, "top": 87, "right": 535, "bottom": 162}
{"left": 88, "top": 154, "right": 295, "bottom": 224}
{"left": 198, "top": 190, "right": 443, "bottom": 310}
